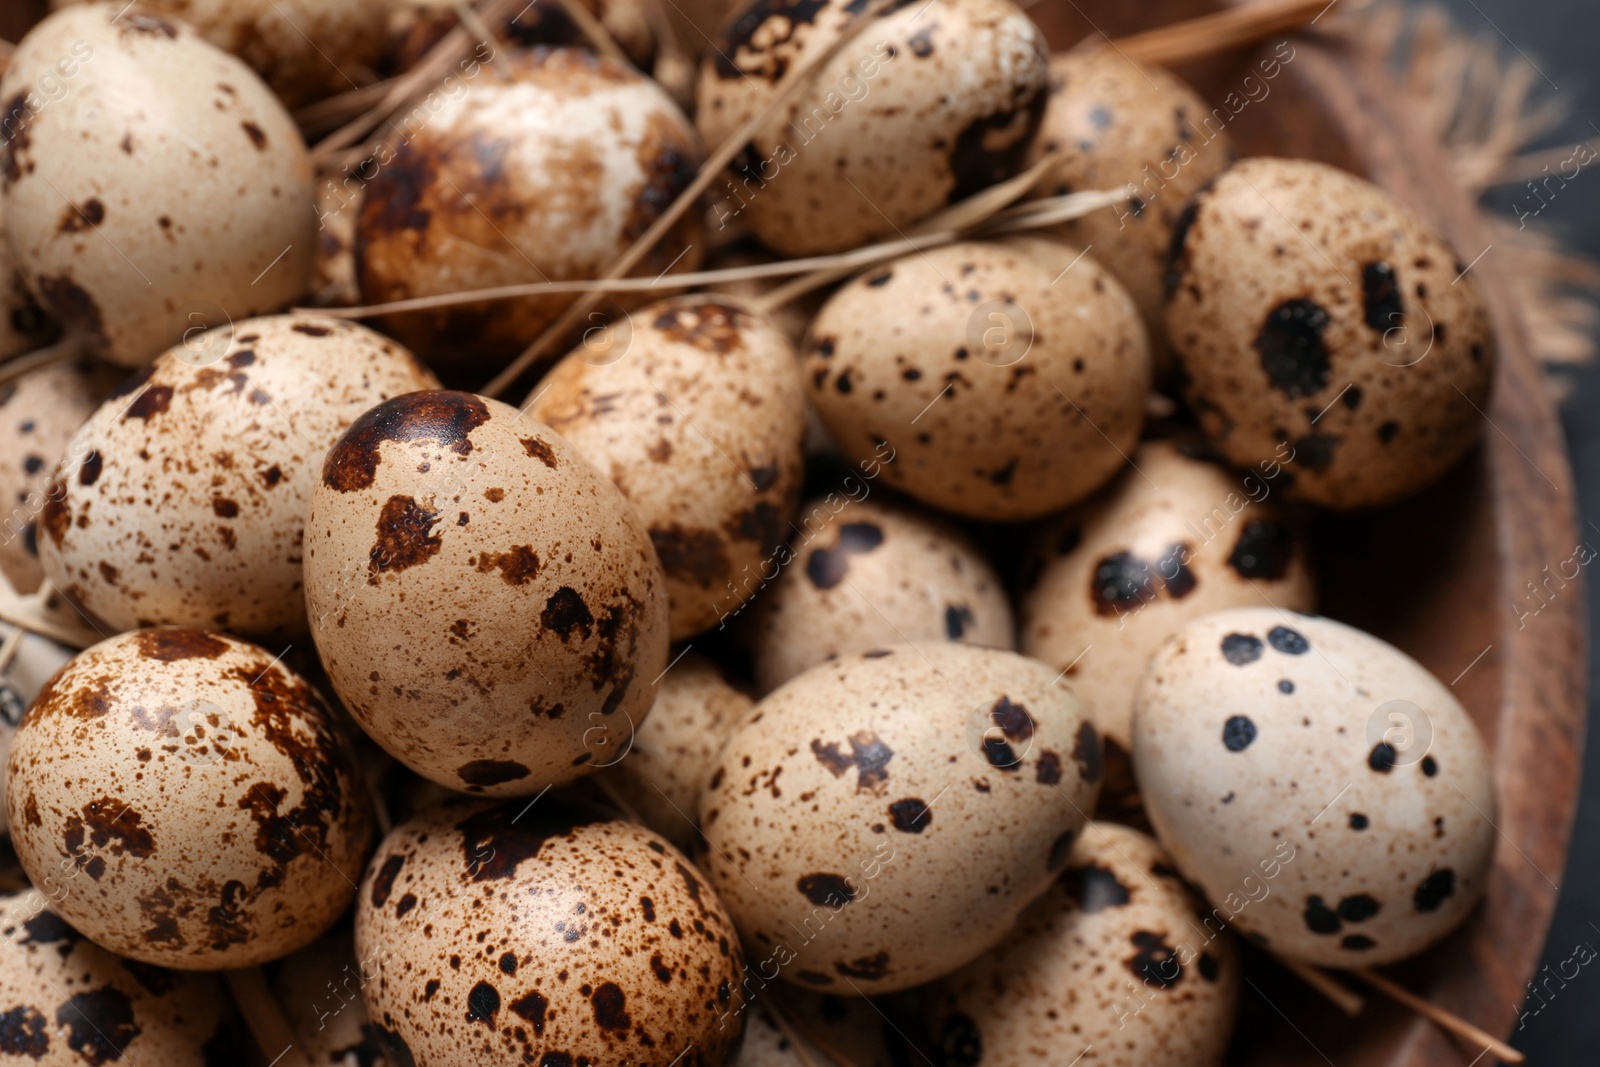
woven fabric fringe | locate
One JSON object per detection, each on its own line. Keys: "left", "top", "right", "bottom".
{"left": 1358, "top": 3, "right": 1600, "bottom": 399}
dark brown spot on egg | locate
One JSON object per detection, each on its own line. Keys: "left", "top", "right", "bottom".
{"left": 457, "top": 799, "right": 603, "bottom": 882}
{"left": 1090, "top": 551, "right": 1153, "bottom": 617}
{"left": 1304, "top": 895, "right": 1341, "bottom": 934}
{"left": 938, "top": 1013, "right": 982, "bottom": 1067}
{"left": 521, "top": 436, "right": 558, "bottom": 468}
{"left": 1338, "top": 894, "right": 1380, "bottom": 922}
{"left": 1368, "top": 743, "right": 1397, "bottom": 773}
{"left": 1035, "top": 750, "right": 1062, "bottom": 785}
{"left": 77, "top": 451, "right": 103, "bottom": 486}
{"left": 323, "top": 391, "right": 489, "bottom": 493}
{"left": 241, "top": 121, "right": 267, "bottom": 149}
{"left": 1414, "top": 868, "right": 1455, "bottom": 912}
{"left": 466, "top": 981, "right": 500, "bottom": 1025}
{"left": 887, "top": 798, "right": 931, "bottom": 833}
{"left": 1257, "top": 299, "right": 1331, "bottom": 399}
{"left": 1072, "top": 721, "right": 1102, "bottom": 782}
{"left": 835, "top": 951, "right": 890, "bottom": 979}
{"left": 1362, "top": 262, "right": 1403, "bottom": 332}
{"left": 809, "top": 730, "right": 893, "bottom": 793}
{"left": 1222, "top": 716, "right": 1256, "bottom": 752}
{"left": 1127, "top": 931, "right": 1182, "bottom": 988}
{"left": 0, "top": 1006, "right": 48, "bottom": 1058}
{"left": 1063, "top": 863, "right": 1130, "bottom": 911}
{"left": 541, "top": 586, "right": 594, "bottom": 639}
{"left": 947, "top": 89, "right": 1050, "bottom": 204}
{"left": 134, "top": 628, "right": 228, "bottom": 662}
{"left": 369, "top": 495, "right": 440, "bottom": 582}
{"left": 1221, "top": 633, "right": 1263, "bottom": 665}
{"left": 458, "top": 760, "right": 531, "bottom": 787}
{"left": 371, "top": 853, "right": 405, "bottom": 907}
{"left": 58, "top": 198, "right": 104, "bottom": 233}
{"left": 475, "top": 545, "right": 541, "bottom": 585}
{"left": 651, "top": 300, "right": 749, "bottom": 354}
{"left": 56, "top": 987, "right": 137, "bottom": 1066}
{"left": 509, "top": 990, "right": 547, "bottom": 1034}
{"left": 651, "top": 525, "right": 729, "bottom": 588}
{"left": 797, "top": 872, "right": 856, "bottom": 906}
{"left": 590, "top": 981, "right": 630, "bottom": 1030}
{"left": 1342, "top": 934, "right": 1376, "bottom": 950}
{"left": 123, "top": 383, "right": 175, "bottom": 421}
{"left": 1229, "top": 519, "right": 1292, "bottom": 580}
{"left": 1047, "top": 829, "right": 1074, "bottom": 871}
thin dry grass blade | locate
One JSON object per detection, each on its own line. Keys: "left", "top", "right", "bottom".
{"left": 1104, "top": 0, "right": 1344, "bottom": 66}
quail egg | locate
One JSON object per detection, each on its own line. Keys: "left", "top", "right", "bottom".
{"left": 1165, "top": 158, "right": 1496, "bottom": 508}
{"left": 390, "top": 0, "right": 656, "bottom": 72}
{"left": 1132, "top": 608, "right": 1497, "bottom": 966}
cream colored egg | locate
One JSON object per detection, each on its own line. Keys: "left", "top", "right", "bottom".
{"left": 6, "top": 628, "right": 374, "bottom": 968}
{"left": 530, "top": 296, "right": 806, "bottom": 640}
{"left": 804, "top": 237, "right": 1150, "bottom": 520}
{"left": 1, "top": 4, "right": 315, "bottom": 367}
{"left": 0, "top": 628, "right": 75, "bottom": 839}
{"left": 699, "top": 642, "right": 1100, "bottom": 994}
{"left": 1132, "top": 608, "right": 1496, "bottom": 967}
{"left": 0, "top": 889, "right": 251, "bottom": 1064}
{"left": 355, "top": 797, "right": 745, "bottom": 1067}
{"left": 697, "top": 0, "right": 1050, "bottom": 255}
{"left": 310, "top": 177, "right": 359, "bottom": 308}
{"left": 304, "top": 390, "right": 670, "bottom": 795}
{"left": 53, "top": 0, "right": 394, "bottom": 107}
{"left": 0, "top": 201, "right": 55, "bottom": 361}
{"left": 1026, "top": 50, "right": 1233, "bottom": 370}
{"left": 1165, "top": 158, "right": 1495, "bottom": 508}
{"left": 275, "top": 929, "right": 400, "bottom": 1066}
{"left": 0, "top": 358, "right": 112, "bottom": 594}
{"left": 747, "top": 496, "right": 1014, "bottom": 693}
{"left": 599, "top": 652, "right": 753, "bottom": 851}
{"left": 355, "top": 48, "right": 702, "bottom": 369}
{"left": 1020, "top": 440, "right": 1313, "bottom": 792}
{"left": 36, "top": 315, "right": 440, "bottom": 640}
{"left": 929, "top": 822, "right": 1238, "bottom": 1067}
{"left": 730, "top": 993, "right": 894, "bottom": 1067}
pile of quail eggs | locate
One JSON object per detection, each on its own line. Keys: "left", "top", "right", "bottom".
{"left": 0, "top": 0, "right": 1502, "bottom": 1064}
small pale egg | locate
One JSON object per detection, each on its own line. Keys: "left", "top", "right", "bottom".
{"left": 0, "top": 889, "right": 252, "bottom": 1065}
{"left": 6, "top": 628, "right": 374, "bottom": 968}
{"left": 53, "top": 0, "right": 395, "bottom": 107}
{"left": 1132, "top": 608, "right": 1497, "bottom": 967}
{"left": 1, "top": 4, "right": 315, "bottom": 367}
{"left": 804, "top": 237, "right": 1150, "bottom": 520}
{"left": 530, "top": 296, "right": 806, "bottom": 639}
{"left": 599, "top": 652, "right": 753, "bottom": 851}
{"left": 0, "top": 357, "right": 114, "bottom": 594}
{"left": 697, "top": 0, "right": 1050, "bottom": 255}
{"left": 304, "top": 390, "right": 670, "bottom": 795}
{"left": 355, "top": 796, "right": 746, "bottom": 1067}
{"left": 928, "top": 822, "right": 1239, "bottom": 1067}
{"left": 1020, "top": 440, "right": 1314, "bottom": 798}
{"left": 746, "top": 496, "right": 1014, "bottom": 693}
{"left": 355, "top": 47, "right": 702, "bottom": 369}
{"left": 1026, "top": 50, "right": 1234, "bottom": 370}
{"left": 729, "top": 992, "right": 894, "bottom": 1066}
{"left": 699, "top": 642, "right": 1100, "bottom": 994}
{"left": 274, "top": 929, "right": 402, "bottom": 1066}
{"left": 310, "top": 177, "right": 360, "bottom": 308}
{"left": 1165, "top": 158, "right": 1496, "bottom": 508}
{"left": 36, "top": 315, "right": 440, "bottom": 640}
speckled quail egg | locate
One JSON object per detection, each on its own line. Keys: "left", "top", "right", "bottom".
{"left": 0, "top": 889, "right": 252, "bottom": 1064}
{"left": 1165, "top": 158, "right": 1496, "bottom": 508}
{"left": 804, "top": 237, "right": 1150, "bottom": 520}
{"left": 697, "top": 0, "right": 1050, "bottom": 255}
{"left": 304, "top": 390, "right": 670, "bottom": 796}
{"left": 1021, "top": 440, "right": 1314, "bottom": 799}
{"left": 746, "top": 496, "right": 1014, "bottom": 694}
{"left": 1026, "top": 50, "right": 1234, "bottom": 370}
{"left": 599, "top": 653, "right": 753, "bottom": 852}
{"left": 1, "top": 4, "right": 315, "bottom": 367}
{"left": 0, "top": 681, "right": 23, "bottom": 840}
{"left": 928, "top": 822, "right": 1238, "bottom": 1067}
{"left": 310, "top": 178, "right": 360, "bottom": 308}
{"left": 274, "top": 928, "right": 400, "bottom": 1066}
{"left": 699, "top": 642, "right": 1100, "bottom": 994}
{"left": 6, "top": 628, "right": 374, "bottom": 968}
{"left": 53, "top": 0, "right": 394, "bottom": 107}
{"left": 0, "top": 358, "right": 114, "bottom": 594}
{"left": 730, "top": 991, "right": 895, "bottom": 1067}
{"left": 1132, "top": 608, "right": 1497, "bottom": 967}
{"left": 0, "top": 202, "right": 55, "bottom": 361}
{"left": 36, "top": 315, "right": 440, "bottom": 640}
{"left": 355, "top": 796, "right": 746, "bottom": 1067}
{"left": 0, "top": 628, "right": 74, "bottom": 841}
{"left": 390, "top": 0, "right": 656, "bottom": 73}
{"left": 529, "top": 296, "right": 806, "bottom": 640}
{"left": 355, "top": 47, "right": 702, "bottom": 370}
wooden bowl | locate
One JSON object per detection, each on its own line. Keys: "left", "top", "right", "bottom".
{"left": 1025, "top": 2, "right": 1585, "bottom": 1063}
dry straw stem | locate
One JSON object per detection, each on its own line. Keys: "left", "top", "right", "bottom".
{"left": 1097, "top": 0, "right": 1347, "bottom": 65}
{"left": 549, "top": 0, "right": 634, "bottom": 66}
{"left": 1352, "top": 967, "right": 1523, "bottom": 1063}
{"left": 0, "top": 579, "right": 102, "bottom": 650}
{"left": 0, "top": 336, "right": 83, "bottom": 389}
{"left": 452, "top": 1, "right": 512, "bottom": 74}
{"left": 225, "top": 968, "right": 312, "bottom": 1067}
{"left": 311, "top": 0, "right": 526, "bottom": 164}
{"left": 480, "top": 0, "right": 911, "bottom": 398}
{"left": 0, "top": 622, "right": 22, "bottom": 676}
{"left": 293, "top": 77, "right": 398, "bottom": 139}
{"left": 1278, "top": 957, "right": 1367, "bottom": 1016}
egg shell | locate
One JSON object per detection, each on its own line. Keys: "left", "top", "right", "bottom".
{"left": 1132, "top": 608, "right": 1497, "bottom": 966}
{"left": 1020, "top": 440, "right": 1314, "bottom": 777}
{"left": 746, "top": 495, "right": 1014, "bottom": 693}
{"left": 928, "top": 822, "right": 1239, "bottom": 1067}
{"left": 354, "top": 797, "right": 746, "bottom": 1067}
{"left": 697, "top": 0, "right": 1050, "bottom": 256}
{"left": 36, "top": 315, "right": 440, "bottom": 641}
{"left": 0, "top": 358, "right": 113, "bottom": 594}
{"left": 274, "top": 929, "right": 398, "bottom": 1066}
{"left": 6, "top": 628, "right": 375, "bottom": 968}
{"left": 355, "top": 47, "right": 703, "bottom": 369}
{"left": 1026, "top": 50, "right": 1233, "bottom": 371}
{"left": 310, "top": 177, "right": 360, "bottom": 308}
{"left": 804, "top": 237, "right": 1150, "bottom": 520}
{"left": 1, "top": 4, "right": 315, "bottom": 367}
{"left": 1165, "top": 158, "right": 1496, "bottom": 508}
{"left": 0, "top": 200, "right": 55, "bottom": 360}
{"left": 599, "top": 653, "right": 753, "bottom": 852}
{"left": 55, "top": 0, "right": 394, "bottom": 107}
{"left": 0, "top": 889, "right": 252, "bottom": 1065}
{"left": 729, "top": 992, "right": 895, "bottom": 1067}
{"left": 389, "top": 0, "right": 656, "bottom": 73}
{"left": 304, "top": 390, "right": 670, "bottom": 796}
{"left": 699, "top": 642, "right": 1100, "bottom": 994}
{"left": 530, "top": 296, "right": 806, "bottom": 640}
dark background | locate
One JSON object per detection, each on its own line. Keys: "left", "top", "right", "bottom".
{"left": 1431, "top": 0, "right": 1600, "bottom": 1060}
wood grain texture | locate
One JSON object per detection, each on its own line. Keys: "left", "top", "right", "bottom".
{"left": 1029, "top": 1, "right": 1585, "bottom": 1062}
